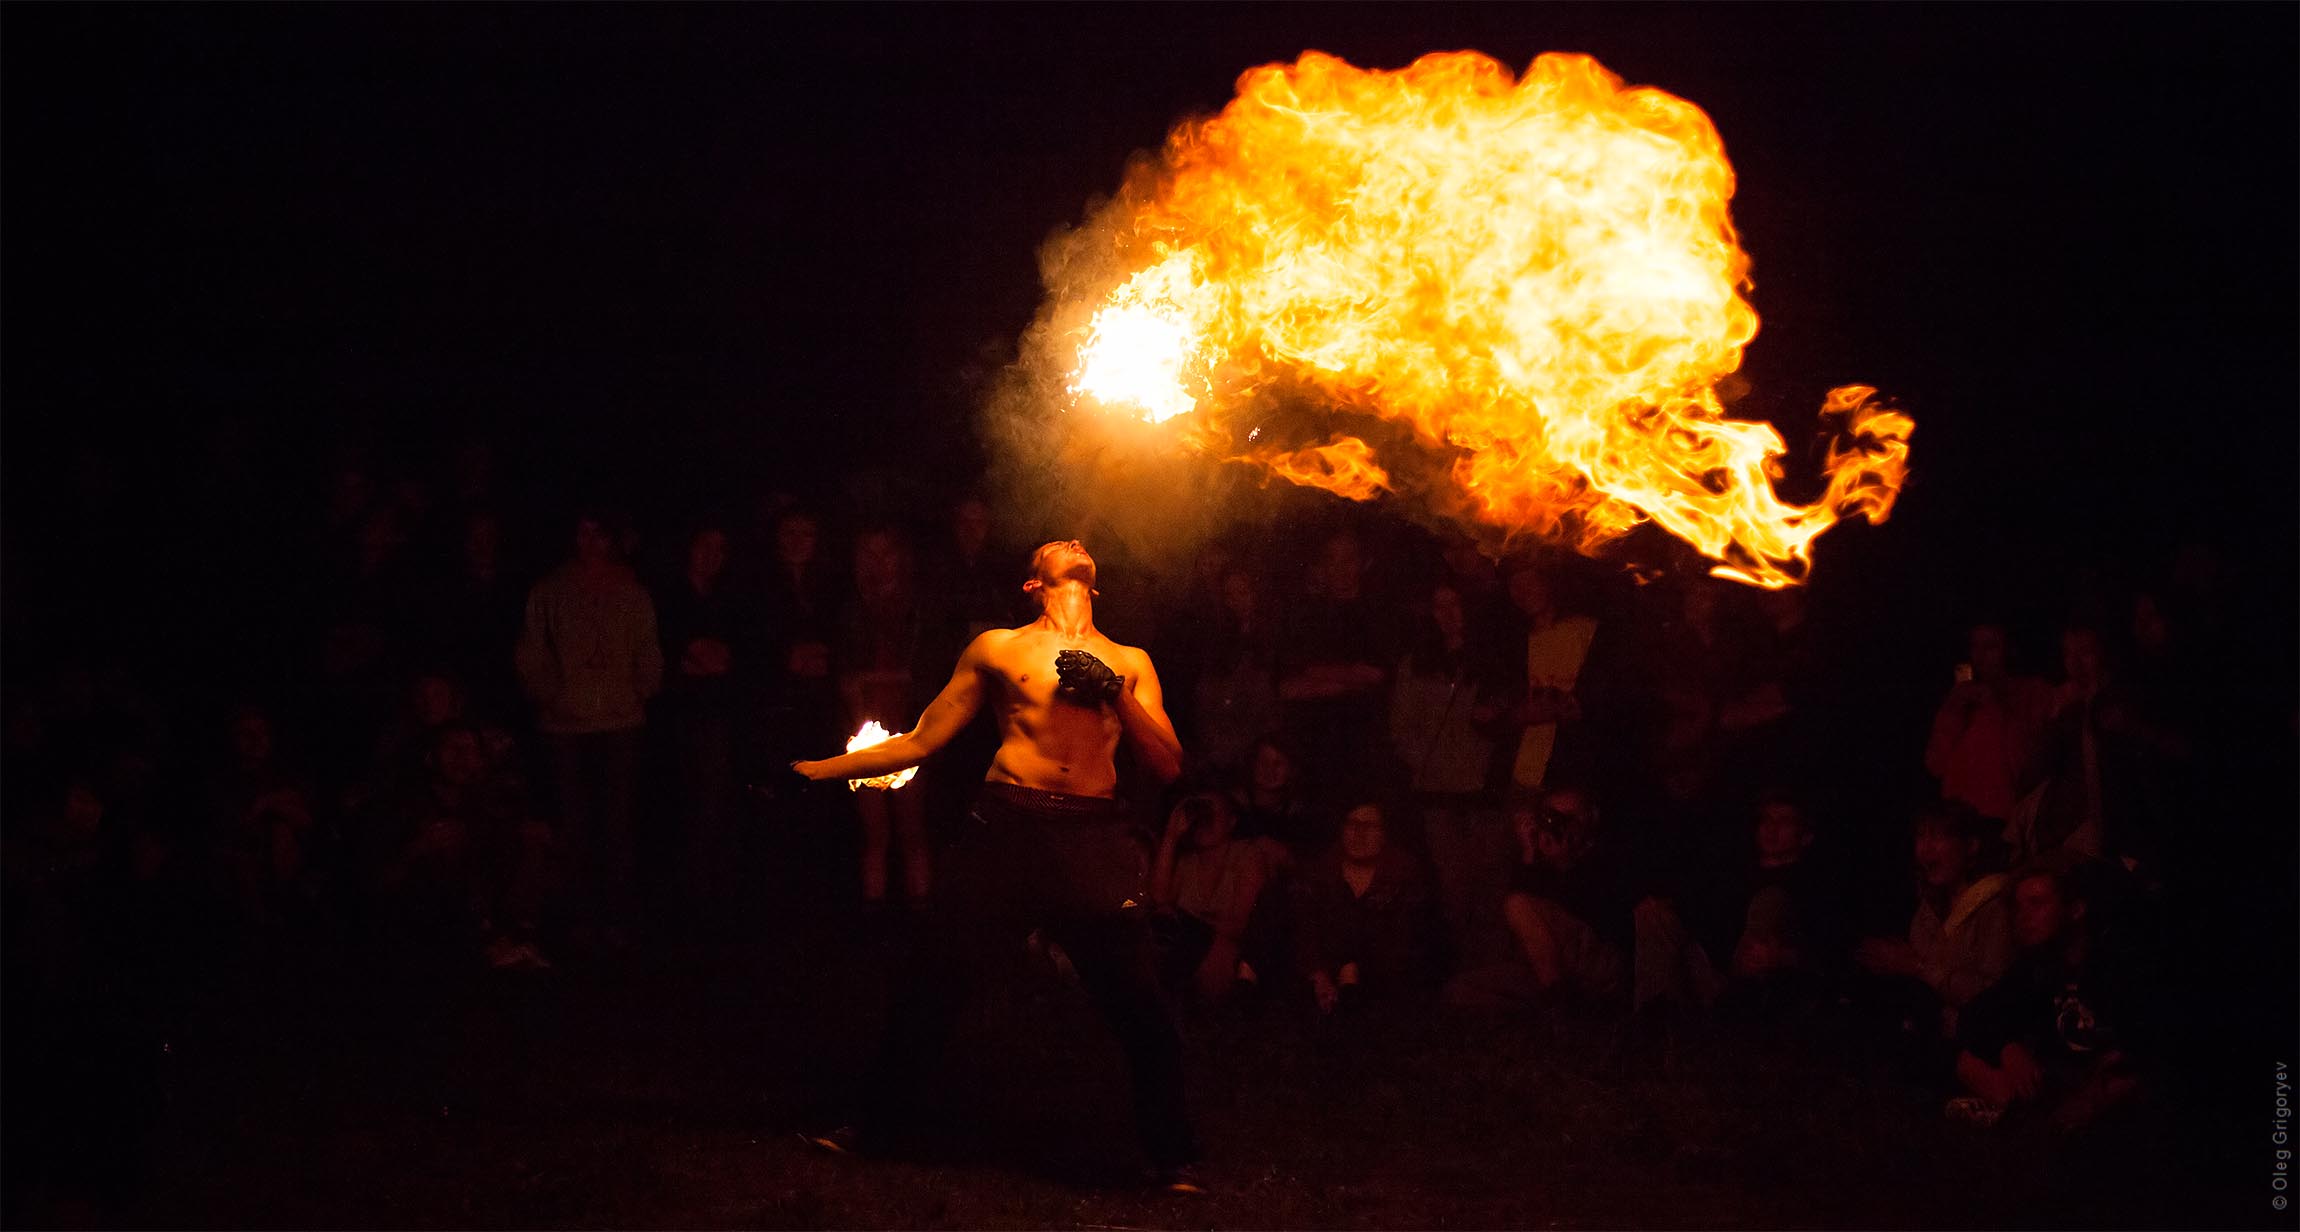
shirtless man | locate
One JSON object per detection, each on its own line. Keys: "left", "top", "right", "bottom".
{"left": 792, "top": 540, "right": 1202, "bottom": 1190}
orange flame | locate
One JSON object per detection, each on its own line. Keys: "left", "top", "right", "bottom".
{"left": 845, "top": 721, "right": 917, "bottom": 791}
{"left": 1055, "top": 50, "right": 1913, "bottom": 587}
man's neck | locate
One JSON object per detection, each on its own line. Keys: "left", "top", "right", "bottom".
{"left": 1034, "top": 583, "right": 1097, "bottom": 640}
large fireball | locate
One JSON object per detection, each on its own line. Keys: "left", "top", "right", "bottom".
{"left": 1050, "top": 50, "right": 1911, "bottom": 587}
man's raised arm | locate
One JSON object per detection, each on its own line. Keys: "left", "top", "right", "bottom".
{"left": 793, "top": 633, "right": 993, "bottom": 782}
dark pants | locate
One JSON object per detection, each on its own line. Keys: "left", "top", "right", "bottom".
{"left": 672, "top": 710, "right": 737, "bottom": 919}
{"left": 547, "top": 727, "right": 641, "bottom": 932}
{"left": 865, "top": 781, "right": 1198, "bottom": 1168}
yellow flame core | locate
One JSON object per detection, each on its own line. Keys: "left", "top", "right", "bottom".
{"left": 1062, "top": 51, "right": 1913, "bottom": 587}
{"left": 845, "top": 721, "right": 917, "bottom": 791}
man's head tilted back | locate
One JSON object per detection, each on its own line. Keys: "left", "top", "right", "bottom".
{"left": 1024, "top": 539, "right": 1097, "bottom": 606}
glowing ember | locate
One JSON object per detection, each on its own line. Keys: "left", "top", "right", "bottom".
{"left": 1057, "top": 50, "right": 1913, "bottom": 587}
{"left": 845, "top": 721, "right": 917, "bottom": 791}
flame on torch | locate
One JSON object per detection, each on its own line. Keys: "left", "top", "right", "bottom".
{"left": 845, "top": 721, "right": 917, "bottom": 791}
{"left": 1051, "top": 50, "right": 1913, "bottom": 588}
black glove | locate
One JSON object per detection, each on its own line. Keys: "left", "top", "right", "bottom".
{"left": 1055, "top": 649, "right": 1124, "bottom": 706}
{"left": 752, "top": 761, "right": 824, "bottom": 803}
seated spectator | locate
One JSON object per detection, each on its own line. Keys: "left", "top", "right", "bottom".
{"left": 1447, "top": 786, "right": 1715, "bottom": 1015}
{"left": 1233, "top": 733, "right": 1318, "bottom": 859}
{"left": 1151, "top": 790, "right": 1274, "bottom": 1003}
{"left": 367, "top": 671, "right": 473, "bottom": 800}
{"left": 1724, "top": 791, "right": 1847, "bottom": 997}
{"left": 1924, "top": 620, "right": 2051, "bottom": 825}
{"left": 1858, "top": 801, "right": 2014, "bottom": 1039}
{"left": 202, "top": 705, "right": 320, "bottom": 928}
{"left": 353, "top": 724, "right": 550, "bottom": 970}
{"left": 1290, "top": 801, "right": 1437, "bottom": 1012}
{"left": 1509, "top": 785, "right": 1637, "bottom": 1007}
{"left": 1951, "top": 858, "right": 2151, "bottom": 1129}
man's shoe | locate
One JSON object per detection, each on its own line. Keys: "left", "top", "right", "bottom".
{"left": 800, "top": 1124, "right": 867, "bottom": 1155}
{"left": 1152, "top": 1161, "right": 1209, "bottom": 1195}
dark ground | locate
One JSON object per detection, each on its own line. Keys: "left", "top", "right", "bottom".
{"left": 69, "top": 845, "right": 2245, "bottom": 1232}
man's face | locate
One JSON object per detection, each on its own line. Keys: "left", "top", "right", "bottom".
{"left": 231, "top": 714, "right": 273, "bottom": 767}
{"left": 1320, "top": 536, "right": 1362, "bottom": 596}
{"left": 574, "top": 518, "right": 616, "bottom": 564}
{"left": 1754, "top": 803, "right": 1810, "bottom": 865}
{"left": 433, "top": 730, "right": 486, "bottom": 788}
{"left": 1032, "top": 540, "right": 1096, "bottom": 591}
{"left": 1443, "top": 539, "right": 1494, "bottom": 587}
{"left": 1341, "top": 806, "right": 1387, "bottom": 863}
{"left": 413, "top": 676, "right": 462, "bottom": 727}
{"left": 775, "top": 516, "right": 818, "bottom": 567}
{"left": 2061, "top": 629, "right": 2105, "bottom": 689}
{"left": 1430, "top": 585, "right": 1466, "bottom": 642}
{"left": 855, "top": 533, "right": 905, "bottom": 596}
{"left": 2132, "top": 594, "right": 2170, "bottom": 653}
{"left": 1913, "top": 824, "right": 1971, "bottom": 888}
{"left": 1251, "top": 742, "right": 1292, "bottom": 794}
{"left": 1968, "top": 625, "right": 2008, "bottom": 680}
{"left": 1506, "top": 564, "right": 1550, "bottom": 618}
{"left": 2012, "top": 875, "right": 2077, "bottom": 949}
{"left": 689, "top": 529, "right": 729, "bottom": 583}
{"left": 954, "top": 500, "right": 991, "bottom": 556}
{"left": 1530, "top": 790, "right": 1596, "bottom": 869}
{"left": 464, "top": 515, "right": 501, "bottom": 573}
{"left": 1222, "top": 572, "right": 1257, "bottom": 623}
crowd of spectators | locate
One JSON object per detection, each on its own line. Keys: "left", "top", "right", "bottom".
{"left": 4, "top": 427, "right": 2287, "bottom": 1213}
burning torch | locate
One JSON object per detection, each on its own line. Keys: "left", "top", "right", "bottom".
{"left": 843, "top": 720, "right": 918, "bottom": 792}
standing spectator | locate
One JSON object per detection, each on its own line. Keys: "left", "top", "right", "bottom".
{"left": 1925, "top": 620, "right": 2052, "bottom": 825}
{"left": 1497, "top": 557, "right": 1598, "bottom": 795}
{"left": 2022, "top": 623, "right": 2169, "bottom": 872}
{"left": 754, "top": 507, "right": 839, "bottom": 772}
{"left": 1390, "top": 580, "right": 1505, "bottom": 951}
{"left": 1277, "top": 531, "right": 1399, "bottom": 800}
{"left": 921, "top": 494, "right": 1016, "bottom": 654}
{"left": 1190, "top": 568, "right": 1282, "bottom": 775}
{"left": 1291, "top": 801, "right": 1437, "bottom": 1012}
{"left": 838, "top": 527, "right": 935, "bottom": 909}
{"left": 1390, "top": 581, "right": 1500, "bottom": 800}
{"left": 659, "top": 525, "right": 744, "bottom": 928}
{"left": 1858, "top": 801, "right": 2014, "bottom": 1038}
{"left": 418, "top": 510, "right": 526, "bottom": 720}
{"left": 515, "top": 508, "right": 661, "bottom": 949}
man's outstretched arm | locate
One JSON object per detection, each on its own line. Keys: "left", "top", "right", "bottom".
{"left": 1116, "top": 649, "right": 1185, "bottom": 784}
{"left": 793, "top": 633, "right": 991, "bottom": 781}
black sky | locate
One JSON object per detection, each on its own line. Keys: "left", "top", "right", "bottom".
{"left": 6, "top": 4, "right": 2295, "bottom": 583}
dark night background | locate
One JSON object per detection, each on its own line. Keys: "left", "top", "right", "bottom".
{"left": 4, "top": 4, "right": 2295, "bottom": 1227}
{"left": 9, "top": 4, "right": 2295, "bottom": 552}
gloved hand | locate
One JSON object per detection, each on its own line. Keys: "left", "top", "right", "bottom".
{"left": 751, "top": 761, "right": 824, "bottom": 803}
{"left": 1055, "top": 649, "right": 1124, "bottom": 706}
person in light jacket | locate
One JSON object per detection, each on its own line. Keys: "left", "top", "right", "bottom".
{"left": 516, "top": 508, "right": 662, "bottom": 945}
